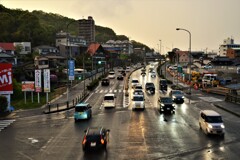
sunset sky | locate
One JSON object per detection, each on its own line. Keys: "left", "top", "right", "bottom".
{"left": 1, "top": 0, "right": 240, "bottom": 53}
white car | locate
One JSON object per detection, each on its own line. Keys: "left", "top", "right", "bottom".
{"left": 103, "top": 93, "right": 116, "bottom": 108}
{"left": 132, "top": 94, "right": 145, "bottom": 110}
{"left": 108, "top": 71, "right": 115, "bottom": 79}
{"left": 126, "top": 66, "right": 131, "bottom": 72}
{"left": 150, "top": 71, "right": 156, "bottom": 77}
{"left": 131, "top": 79, "right": 139, "bottom": 88}
{"left": 199, "top": 110, "right": 225, "bottom": 137}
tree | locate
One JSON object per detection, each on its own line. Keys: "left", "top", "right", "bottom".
{"left": 0, "top": 96, "right": 8, "bottom": 113}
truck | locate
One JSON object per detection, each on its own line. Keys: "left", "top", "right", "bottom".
{"left": 202, "top": 73, "right": 219, "bottom": 87}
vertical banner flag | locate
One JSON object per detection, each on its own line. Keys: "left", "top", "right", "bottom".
{"left": 43, "top": 69, "right": 50, "bottom": 92}
{"left": 0, "top": 63, "right": 13, "bottom": 94}
{"left": 68, "top": 60, "right": 75, "bottom": 80}
{"left": 35, "top": 70, "right": 42, "bottom": 92}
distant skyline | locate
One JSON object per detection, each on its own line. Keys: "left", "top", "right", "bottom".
{"left": 1, "top": 0, "right": 240, "bottom": 54}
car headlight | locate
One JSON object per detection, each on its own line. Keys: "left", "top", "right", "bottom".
{"left": 173, "top": 96, "right": 176, "bottom": 99}
{"left": 221, "top": 124, "right": 225, "bottom": 128}
{"left": 182, "top": 96, "right": 184, "bottom": 99}
{"left": 208, "top": 124, "right": 213, "bottom": 129}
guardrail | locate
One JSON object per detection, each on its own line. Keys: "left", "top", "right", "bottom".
{"left": 43, "top": 92, "right": 89, "bottom": 114}
{"left": 225, "top": 94, "right": 240, "bottom": 104}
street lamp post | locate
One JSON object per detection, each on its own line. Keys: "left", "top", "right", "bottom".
{"left": 176, "top": 28, "right": 192, "bottom": 103}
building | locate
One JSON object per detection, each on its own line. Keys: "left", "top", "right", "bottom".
{"left": 227, "top": 48, "right": 240, "bottom": 59}
{"left": 219, "top": 38, "right": 240, "bottom": 56}
{"left": 0, "top": 43, "right": 15, "bottom": 54}
{"left": 78, "top": 16, "right": 95, "bottom": 45}
{"left": 13, "top": 42, "right": 31, "bottom": 54}
{"left": 0, "top": 53, "right": 17, "bottom": 65}
{"left": 55, "top": 31, "right": 87, "bottom": 57}
{"left": 175, "top": 51, "right": 193, "bottom": 64}
{"left": 33, "top": 45, "right": 59, "bottom": 55}
{"left": 103, "top": 40, "right": 133, "bottom": 55}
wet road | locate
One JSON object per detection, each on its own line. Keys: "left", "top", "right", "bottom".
{"left": 1, "top": 64, "right": 240, "bottom": 160}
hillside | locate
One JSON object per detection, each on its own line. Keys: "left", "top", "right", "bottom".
{"left": 0, "top": 4, "right": 151, "bottom": 51}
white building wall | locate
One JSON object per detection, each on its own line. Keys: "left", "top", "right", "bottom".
{"left": 14, "top": 42, "right": 31, "bottom": 54}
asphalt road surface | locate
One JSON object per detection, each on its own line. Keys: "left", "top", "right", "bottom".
{"left": 1, "top": 64, "right": 240, "bottom": 160}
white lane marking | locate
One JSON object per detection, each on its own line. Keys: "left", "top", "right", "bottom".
{"left": 100, "top": 90, "right": 103, "bottom": 93}
{"left": 84, "top": 92, "right": 94, "bottom": 102}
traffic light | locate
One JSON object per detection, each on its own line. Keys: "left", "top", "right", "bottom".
{"left": 78, "top": 75, "right": 82, "bottom": 80}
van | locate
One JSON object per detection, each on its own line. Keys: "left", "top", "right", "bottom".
{"left": 199, "top": 110, "right": 225, "bottom": 136}
{"left": 103, "top": 93, "right": 116, "bottom": 108}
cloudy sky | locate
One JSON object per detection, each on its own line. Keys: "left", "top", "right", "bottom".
{"left": 1, "top": 0, "right": 240, "bottom": 53}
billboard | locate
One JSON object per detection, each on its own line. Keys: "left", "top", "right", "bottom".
{"left": 35, "top": 70, "right": 42, "bottom": 92}
{"left": 43, "top": 69, "right": 50, "bottom": 92}
{"left": 22, "top": 81, "right": 35, "bottom": 91}
{"left": 0, "top": 63, "right": 13, "bottom": 94}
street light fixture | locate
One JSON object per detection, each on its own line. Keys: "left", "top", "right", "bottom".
{"left": 176, "top": 28, "right": 192, "bottom": 103}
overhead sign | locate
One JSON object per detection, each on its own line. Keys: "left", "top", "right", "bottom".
{"left": 68, "top": 60, "right": 75, "bottom": 80}
{"left": 22, "top": 81, "right": 34, "bottom": 91}
{"left": 35, "top": 70, "right": 42, "bottom": 92}
{"left": 43, "top": 69, "right": 50, "bottom": 92}
{"left": 0, "top": 63, "right": 13, "bottom": 94}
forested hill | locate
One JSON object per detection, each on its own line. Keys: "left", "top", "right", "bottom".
{"left": 0, "top": 4, "right": 151, "bottom": 51}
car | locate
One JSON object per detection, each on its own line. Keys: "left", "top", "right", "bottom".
{"left": 101, "top": 78, "right": 110, "bottom": 86}
{"left": 117, "top": 74, "right": 124, "bottom": 80}
{"left": 199, "top": 110, "right": 225, "bottom": 137}
{"left": 118, "top": 67, "right": 123, "bottom": 72}
{"left": 121, "top": 70, "right": 126, "bottom": 76}
{"left": 103, "top": 93, "right": 116, "bottom": 108}
{"left": 133, "top": 89, "right": 144, "bottom": 97}
{"left": 169, "top": 90, "right": 184, "bottom": 104}
{"left": 159, "top": 79, "right": 167, "bottom": 91}
{"left": 74, "top": 103, "right": 92, "bottom": 121}
{"left": 126, "top": 66, "right": 131, "bottom": 72}
{"left": 169, "top": 65, "right": 178, "bottom": 70}
{"left": 202, "top": 65, "right": 213, "bottom": 69}
{"left": 134, "top": 84, "right": 143, "bottom": 90}
{"left": 108, "top": 71, "right": 115, "bottom": 79}
{"left": 131, "top": 79, "right": 139, "bottom": 88}
{"left": 82, "top": 127, "right": 110, "bottom": 151}
{"left": 158, "top": 96, "right": 175, "bottom": 114}
{"left": 132, "top": 94, "right": 145, "bottom": 110}
{"left": 145, "top": 82, "right": 155, "bottom": 94}
{"left": 150, "top": 71, "right": 156, "bottom": 78}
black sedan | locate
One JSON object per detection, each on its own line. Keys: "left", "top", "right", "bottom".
{"left": 82, "top": 127, "right": 110, "bottom": 151}
{"left": 158, "top": 96, "right": 175, "bottom": 114}
{"left": 101, "top": 78, "right": 110, "bottom": 86}
{"left": 117, "top": 74, "right": 124, "bottom": 80}
{"left": 169, "top": 90, "right": 184, "bottom": 104}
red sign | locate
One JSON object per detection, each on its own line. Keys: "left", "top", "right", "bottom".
{"left": 22, "top": 81, "right": 35, "bottom": 92}
{"left": 0, "top": 63, "right": 13, "bottom": 94}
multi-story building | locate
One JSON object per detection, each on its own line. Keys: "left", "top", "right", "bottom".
{"left": 13, "top": 42, "right": 31, "bottom": 54}
{"left": 55, "top": 31, "right": 87, "bottom": 57}
{"left": 219, "top": 38, "right": 240, "bottom": 56}
{"left": 78, "top": 16, "right": 95, "bottom": 45}
{"left": 102, "top": 40, "right": 133, "bottom": 55}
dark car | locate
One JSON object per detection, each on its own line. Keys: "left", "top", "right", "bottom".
{"left": 145, "top": 82, "right": 155, "bottom": 94}
{"left": 159, "top": 79, "right": 167, "bottom": 91}
{"left": 101, "top": 78, "right": 110, "bottom": 86}
{"left": 121, "top": 70, "right": 126, "bottom": 76}
{"left": 117, "top": 74, "right": 124, "bottom": 80}
{"left": 169, "top": 90, "right": 184, "bottom": 104}
{"left": 82, "top": 127, "right": 110, "bottom": 151}
{"left": 158, "top": 96, "right": 175, "bottom": 114}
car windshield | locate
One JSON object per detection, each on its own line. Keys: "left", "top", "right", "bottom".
{"left": 132, "top": 80, "right": 139, "bottom": 83}
{"left": 205, "top": 116, "right": 223, "bottom": 123}
{"left": 133, "top": 96, "right": 144, "bottom": 101}
{"left": 161, "top": 98, "right": 172, "bottom": 103}
{"left": 146, "top": 83, "right": 154, "bottom": 87}
{"left": 75, "top": 107, "right": 88, "bottom": 112}
{"left": 172, "top": 91, "right": 183, "bottom": 95}
{"left": 104, "top": 96, "right": 114, "bottom": 100}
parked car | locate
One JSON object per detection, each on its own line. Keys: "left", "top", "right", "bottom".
{"left": 101, "top": 78, "right": 110, "bottom": 86}
{"left": 74, "top": 103, "right": 92, "bottom": 121}
{"left": 82, "top": 127, "right": 110, "bottom": 151}
{"left": 145, "top": 82, "right": 155, "bottom": 94}
{"left": 199, "top": 110, "right": 225, "bottom": 137}
{"left": 117, "top": 74, "right": 124, "bottom": 80}
{"left": 158, "top": 96, "right": 175, "bottom": 114}
{"left": 169, "top": 90, "right": 184, "bottom": 104}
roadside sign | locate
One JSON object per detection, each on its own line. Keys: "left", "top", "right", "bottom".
{"left": 22, "top": 81, "right": 34, "bottom": 91}
{"left": 0, "top": 63, "right": 13, "bottom": 94}
{"left": 68, "top": 60, "right": 75, "bottom": 80}
{"left": 35, "top": 70, "right": 42, "bottom": 92}
{"left": 43, "top": 69, "right": 50, "bottom": 92}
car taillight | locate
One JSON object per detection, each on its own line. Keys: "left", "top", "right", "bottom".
{"left": 82, "top": 136, "right": 87, "bottom": 145}
{"left": 100, "top": 136, "right": 105, "bottom": 144}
